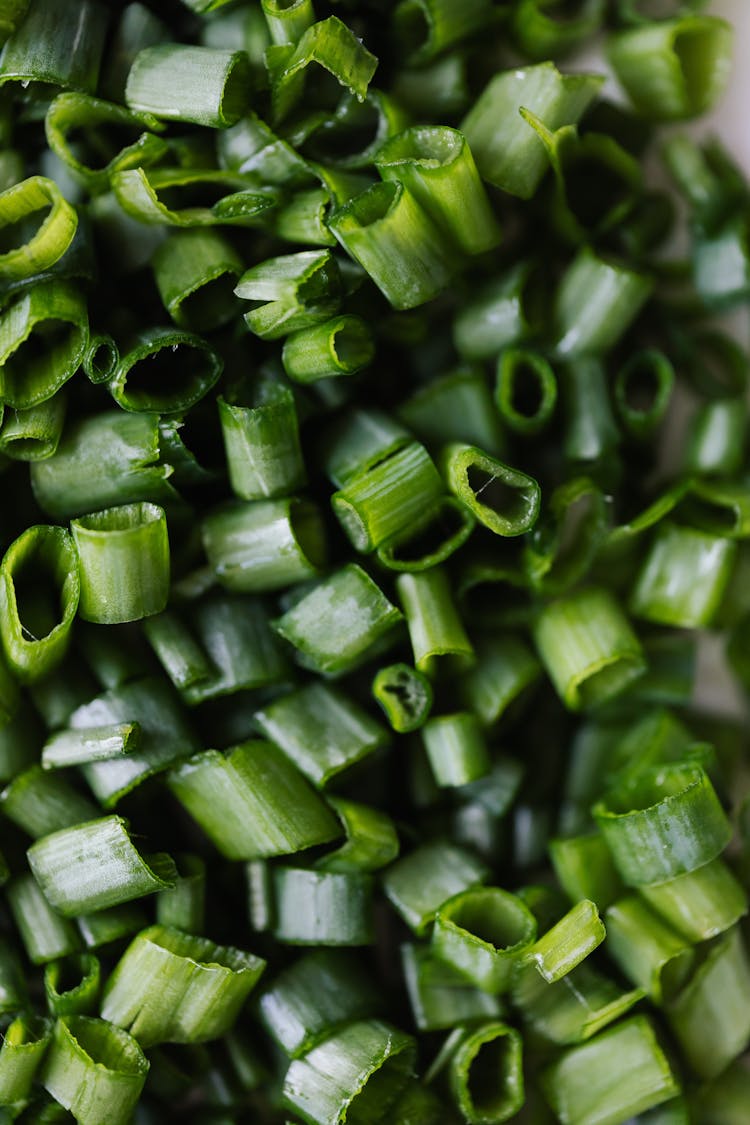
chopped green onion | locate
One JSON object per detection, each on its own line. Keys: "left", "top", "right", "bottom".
{"left": 494, "top": 348, "right": 558, "bottom": 437}
{"left": 608, "top": 16, "right": 733, "bottom": 121}
{"left": 396, "top": 568, "right": 474, "bottom": 677}
{"left": 282, "top": 1019, "right": 415, "bottom": 1125}
{"left": 259, "top": 949, "right": 380, "bottom": 1057}
{"left": 101, "top": 924, "right": 265, "bottom": 1046}
{"left": 0, "top": 524, "right": 78, "bottom": 682}
{"left": 282, "top": 315, "right": 374, "bottom": 382}
{"left": 1, "top": 764, "right": 97, "bottom": 838}
{"left": 432, "top": 886, "right": 537, "bottom": 993}
{"left": 422, "top": 712, "right": 490, "bottom": 788}
{"left": 629, "top": 523, "right": 736, "bottom": 628}
{"left": 533, "top": 586, "right": 645, "bottom": 711}
{"left": 27, "top": 815, "right": 177, "bottom": 916}
{"left": 401, "top": 942, "right": 504, "bottom": 1032}
{"left": 218, "top": 382, "right": 306, "bottom": 501}
{"left": 125, "top": 45, "right": 252, "bottom": 128}
{"left": 0, "top": 281, "right": 88, "bottom": 410}
{"left": 255, "top": 682, "right": 388, "bottom": 789}
{"left": 0, "top": 0, "right": 108, "bottom": 94}
{"left": 272, "top": 867, "right": 374, "bottom": 946}
{"left": 0, "top": 1015, "right": 51, "bottom": 1105}
{"left": 0, "top": 393, "right": 67, "bottom": 461}
{"left": 461, "top": 62, "right": 603, "bottom": 198}
{"left": 442, "top": 443, "right": 541, "bottom": 537}
{"left": 168, "top": 740, "right": 340, "bottom": 859}
{"left": 44, "top": 952, "right": 100, "bottom": 1016}
{"left": 273, "top": 563, "right": 403, "bottom": 676}
{"left": 7, "top": 872, "right": 81, "bottom": 965}
{"left": 0, "top": 175, "right": 77, "bottom": 280}
{"left": 372, "top": 662, "right": 433, "bottom": 733}
{"left": 554, "top": 248, "right": 653, "bottom": 358}
{"left": 376, "top": 125, "right": 500, "bottom": 255}
{"left": 71, "top": 502, "right": 170, "bottom": 625}
{"left": 202, "top": 497, "right": 326, "bottom": 593}
{"left": 541, "top": 1015, "right": 679, "bottom": 1123}
{"left": 592, "top": 763, "right": 731, "bottom": 887}
{"left": 666, "top": 925, "right": 750, "bottom": 1080}
{"left": 152, "top": 228, "right": 242, "bottom": 332}
{"left": 639, "top": 857, "right": 748, "bottom": 942}
{"left": 155, "top": 854, "right": 205, "bottom": 935}
{"left": 383, "top": 842, "right": 488, "bottom": 935}
{"left": 448, "top": 1021, "right": 525, "bottom": 1125}
{"left": 41, "top": 723, "right": 140, "bottom": 770}
{"left": 40, "top": 1016, "right": 149, "bottom": 1125}
{"left": 108, "top": 328, "right": 223, "bottom": 414}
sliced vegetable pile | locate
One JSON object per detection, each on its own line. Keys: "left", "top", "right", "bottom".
{"left": 0, "top": 0, "right": 749, "bottom": 1122}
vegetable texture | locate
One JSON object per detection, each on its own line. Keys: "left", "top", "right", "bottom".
{"left": 0, "top": 0, "right": 748, "bottom": 1123}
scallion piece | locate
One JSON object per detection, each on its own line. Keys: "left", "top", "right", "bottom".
{"left": 448, "top": 1021, "right": 525, "bottom": 1125}
{"left": 630, "top": 522, "right": 736, "bottom": 628}
{"left": 0, "top": 175, "right": 77, "bottom": 281}
{"left": 452, "top": 262, "right": 545, "bottom": 362}
{"left": 44, "top": 953, "right": 100, "bottom": 1016}
{"left": 259, "top": 949, "right": 380, "bottom": 1058}
{"left": 442, "top": 443, "right": 541, "bottom": 537}
{"left": 27, "top": 815, "right": 176, "bottom": 917}
{"left": 272, "top": 867, "right": 374, "bottom": 946}
{"left": 494, "top": 348, "right": 558, "bottom": 437}
{"left": 273, "top": 563, "right": 403, "bottom": 676}
{"left": 0, "top": 524, "right": 78, "bottom": 683}
{"left": 614, "top": 350, "right": 675, "bottom": 441}
{"left": 155, "top": 853, "right": 205, "bottom": 935}
{"left": 44, "top": 93, "right": 167, "bottom": 195}
{"left": 282, "top": 315, "right": 374, "bottom": 382}
{"left": 235, "top": 249, "right": 341, "bottom": 339}
{"left": 396, "top": 568, "right": 474, "bottom": 677}
{"left": 0, "top": 393, "right": 66, "bottom": 461}
{"left": 41, "top": 723, "right": 140, "bottom": 770}
{"left": 168, "top": 740, "right": 340, "bottom": 859}
{"left": 593, "top": 763, "right": 731, "bottom": 887}
{"left": 30, "top": 410, "right": 177, "bottom": 521}
{"left": 397, "top": 366, "right": 504, "bottom": 458}
{"left": 383, "top": 842, "right": 488, "bottom": 935}
{"left": 267, "top": 16, "right": 378, "bottom": 123}
{"left": 0, "top": 281, "right": 88, "bottom": 410}
{"left": 376, "top": 125, "right": 500, "bottom": 255}
{"left": 108, "top": 327, "right": 223, "bottom": 414}
{"left": 262, "top": 0, "right": 315, "bottom": 46}
{"left": 283, "top": 1019, "right": 415, "bottom": 1124}
{"left": 608, "top": 16, "right": 732, "bottom": 121}
{"left": 152, "top": 227, "right": 242, "bottom": 332}
{"left": 401, "top": 942, "right": 504, "bottom": 1032}
{"left": 549, "top": 833, "right": 623, "bottom": 911}
{"left": 511, "top": 0, "right": 606, "bottom": 60}
{"left": 461, "top": 62, "right": 603, "bottom": 198}
{"left": 111, "top": 166, "right": 277, "bottom": 228}
{"left": 639, "top": 857, "right": 748, "bottom": 942}
{"left": 71, "top": 502, "right": 169, "bottom": 625}
{"left": 332, "top": 441, "right": 444, "bottom": 554}
{"left": 605, "top": 895, "right": 694, "bottom": 1003}
{"left": 666, "top": 925, "right": 750, "bottom": 1080}
{"left": 101, "top": 924, "right": 265, "bottom": 1046}
{"left": 40, "top": 1016, "right": 149, "bottom": 1125}
{"left": 432, "top": 886, "right": 537, "bottom": 993}
{"left": 554, "top": 248, "right": 653, "bottom": 358}
{"left": 218, "top": 382, "right": 305, "bottom": 501}
{"left": 1, "top": 764, "right": 98, "bottom": 838}
{"left": 327, "top": 181, "right": 455, "bottom": 310}
{"left": 255, "top": 682, "right": 388, "bottom": 788}
{"left": 125, "top": 44, "right": 251, "bottom": 128}
{"left": 372, "top": 662, "right": 433, "bottom": 733}
{"left": 0, "top": 1016, "right": 51, "bottom": 1105}
{"left": 7, "top": 873, "right": 81, "bottom": 965}
{"left": 541, "top": 1015, "right": 680, "bottom": 1123}
{"left": 203, "top": 497, "right": 326, "bottom": 593}
{"left": 534, "top": 586, "right": 645, "bottom": 710}
{"left": 0, "top": 0, "right": 108, "bottom": 94}
{"left": 314, "top": 801, "right": 402, "bottom": 877}
{"left": 460, "top": 635, "right": 541, "bottom": 729}
{"left": 422, "top": 712, "right": 490, "bottom": 788}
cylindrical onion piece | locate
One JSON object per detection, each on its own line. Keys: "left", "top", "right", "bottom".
{"left": 40, "top": 1016, "right": 149, "bottom": 1125}
{"left": 109, "top": 327, "right": 223, "bottom": 414}
{"left": 592, "top": 763, "right": 731, "bottom": 887}
{"left": 534, "top": 586, "right": 645, "bottom": 710}
{"left": 282, "top": 1019, "right": 416, "bottom": 1124}
{"left": 327, "top": 180, "right": 455, "bottom": 310}
{"left": 71, "top": 502, "right": 169, "bottom": 624}
{"left": 272, "top": 867, "right": 374, "bottom": 946}
{"left": 432, "top": 886, "right": 537, "bottom": 993}
{"left": 376, "top": 124, "right": 501, "bottom": 254}
{"left": 0, "top": 524, "right": 79, "bottom": 683}
{"left": 0, "top": 175, "right": 77, "bottom": 280}
{"left": 202, "top": 497, "right": 326, "bottom": 593}
{"left": 101, "top": 924, "right": 265, "bottom": 1047}
{"left": 449, "top": 1021, "right": 525, "bottom": 1125}
{"left": 27, "top": 815, "right": 177, "bottom": 916}
{"left": 125, "top": 45, "right": 252, "bottom": 128}
{"left": 422, "top": 712, "right": 490, "bottom": 788}
{"left": 0, "top": 1015, "right": 51, "bottom": 1104}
